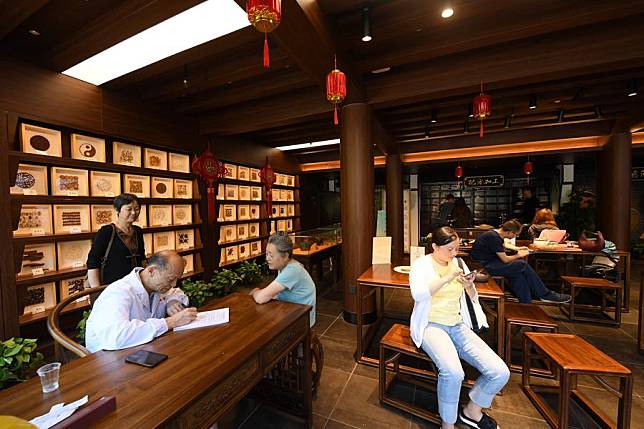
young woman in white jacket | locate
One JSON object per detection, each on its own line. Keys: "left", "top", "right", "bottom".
{"left": 410, "top": 227, "right": 509, "bottom": 429}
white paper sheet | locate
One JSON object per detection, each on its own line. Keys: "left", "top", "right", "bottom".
{"left": 30, "top": 395, "right": 88, "bottom": 429}
{"left": 372, "top": 236, "right": 392, "bottom": 264}
{"left": 173, "top": 308, "right": 229, "bottom": 331}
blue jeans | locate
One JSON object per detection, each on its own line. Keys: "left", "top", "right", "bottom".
{"left": 421, "top": 322, "right": 510, "bottom": 424}
{"left": 485, "top": 259, "right": 550, "bottom": 303}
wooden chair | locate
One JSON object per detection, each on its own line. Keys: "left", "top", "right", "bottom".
{"left": 47, "top": 286, "right": 107, "bottom": 361}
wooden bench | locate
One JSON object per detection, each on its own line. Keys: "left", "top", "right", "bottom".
{"left": 522, "top": 332, "right": 632, "bottom": 429}
{"left": 561, "top": 276, "right": 622, "bottom": 326}
{"left": 504, "top": 303, "right": 557, "bottom": 377}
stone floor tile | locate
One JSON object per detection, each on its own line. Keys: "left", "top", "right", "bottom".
{"left": 322, "top": 318, "right": 358, "bottom": 343}
{"left": 313, "top": 367, "right": 353, "bottom": 418}
{"left": 317, "top": 298, "right": 344, "bottom": 318}
{"left": 319, "top": 337, "right": 358, "bottom": 373}
{"left": 314, "top": 314, "right": 338, "bottom": 336}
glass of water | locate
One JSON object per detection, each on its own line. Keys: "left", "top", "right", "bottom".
{"left": 37, "top": 362, "right": 61, "bottom": 393}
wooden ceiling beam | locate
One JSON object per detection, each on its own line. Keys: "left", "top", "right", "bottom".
{"left": 0, "top": 0, "right": 49, "bottom": 41}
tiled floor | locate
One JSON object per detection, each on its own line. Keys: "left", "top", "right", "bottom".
{"left": 227, "top": 262, "right": 644, "bottom": 428}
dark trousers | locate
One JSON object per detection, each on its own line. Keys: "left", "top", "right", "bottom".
{"left": 485, "top": 259, "right": 549, "bottom": 304}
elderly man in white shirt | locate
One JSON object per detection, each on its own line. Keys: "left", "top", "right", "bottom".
{"left": 86, "top": 250, "right": 197, "bottom": 353}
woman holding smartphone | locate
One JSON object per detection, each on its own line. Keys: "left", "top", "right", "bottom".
{"left": 410, "top": 226, "right": 509, "bottom": 429}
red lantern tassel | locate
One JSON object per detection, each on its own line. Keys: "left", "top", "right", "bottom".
{"left": 266, "top": 188, "right": 273, "bottom": 218}
{"left": 333, "top": 105, "right": 338, "bottom": 125}
{"left": 263, "top": 33, "right": 270, "bottom": 69}
{"left": 479, "top": 120, "right": 484, "bottom": 138}
{"left": 207, "top": 186, "right": 215, "bottom": 223}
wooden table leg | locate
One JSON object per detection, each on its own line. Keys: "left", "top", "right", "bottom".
{"left": 355, "top": 281, "right": 363, "bottom": 361}
{"left": 522, "top": 335, "right": 531, "bottom": 390}
{"left": 303, "top": 329, "right": 313, "bottom": 428}
{"left": 559, "top": 371, "right": 571, "bottom": 429}
{"left": 618, "top": 376, "right": 633, "bottom": 429}
{"left": 497, "top": 297, "right": 505, "bottom": 358}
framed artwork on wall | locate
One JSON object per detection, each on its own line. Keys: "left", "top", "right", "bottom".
{"left": 51, "top": 167, "right": 89, "bottom": 196}
{"left": 11, "top": 164, "right": 48, "bottom": 195}
{"left": 23, "top": 283, "right": 56, "bottom": 315}
{"left": 250, "top": 168, "right": 261, "bottom": 182}
{"left": 113, "top": 142, "right": 142, "bottom": 167}
{"left": 183, "top": 254, "right": 194, "bottom": 274}
{"left": 19, "top": 243, "right": 56, "bottom": 277}
{"left": 239, "top": 186, "right": 250, "bottom": 200}
{"left": 238, "top": 205, "right": 250, "bottom": 220}
{"left": 149, "top": 205, "right": 172, "bottom": 227}
{"left": 172, "top": 204, "right": 192, "bottom": 225}
{"left": 238, "top": 166, "right": 250, "bottom": 181}
{"left": 223, "top": 204, "right": 236, "bottom": 221}
{"left": 169, "top": 152, "right": 190, "bottom": 173}
{"left": 249, "top": 205, "right": 260, "bottom": 220}
{"left": 59, "top": 277, "right": 90, "bottom": 304}
{"left": 238, "top": 243, "right": 249, "bottom": 259}
{"left": 91, "top": 205, "right": 116, "bottom": 231}
{"left": 251, "top": 186, "right": 262, "bottom": 201}
{"left": 225, "top": 184, "right": 239, "bottom": 200}
{"left": 249, "top": 222, "right": 260, "bottom": 238}
{"left": 56, "top": 240, "right": 92, "bottom": 270}
{"left": 133, "top": 205, "right": 148, "bottom": 228}
{"left": 175, "top": 229, "right": 194, "bottom": 250}
{"left": 224, "top": 164, "right": 237, "bottom": 180}
{"left": 144, "top": 148, "right": 168, "bottom": 170}
{"left": 151, "top": 177, "right": 174, "bottom": 198}
{"left": 237, "top": 224, "right": 248, "bottom": 240}
{"left": 53, "top": 204, "right": 91, "bottom": 234}
{"left": 144, "top": 233, "right": 153, "bottom": 257}
{"left": 20, "top": 123, "right": 62, "bottom": 157}
{"left": 15, "top": 205, "right": 53, "bottom": 237}
{"left": 71, "top": 134, "right": 106, "bottom": 162}
{"left": 90, "top": 171, "right": 121, "bottom": 197}
{"left": 153, "top": 231, "right": 176, "bottom": 252}
{"left": 174, "top": 179, "right": 193, "bottom": 199}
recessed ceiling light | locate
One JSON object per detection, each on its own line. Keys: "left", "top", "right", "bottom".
{"left": 362, "top": 6, "right": 372, "bottom": 42}
{"left": 553, "top": 99, "right": 561, "bottom": 103}
{"left": 277, "top": 139, "right": 340, "bottom": 151}
{"left": 371, "top": 67, "right": 391, "bottom": 74}
{"left": 529, "top": 94, "right": 537, "bottom": 109}
{"left": 28, "top": 29, "right": 40, "bottom": 36}
{"left": 441, "top": 7, "right": 454, "bottom": 18}
{"left": 62, "top": 0, "right": 249, "bottom": 85}
{"left": 627, "top": 78, "right": 638, "bottom": 97}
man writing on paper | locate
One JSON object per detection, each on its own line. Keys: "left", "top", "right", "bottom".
{"left": 86, "top": 250, "right": 197, "bottom": 352}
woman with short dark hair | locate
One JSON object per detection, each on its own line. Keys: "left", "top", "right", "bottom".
{"left": 86, "top": 193, "right": 145, "bottom": 287}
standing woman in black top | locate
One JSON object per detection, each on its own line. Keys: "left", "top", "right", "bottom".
{"left": 86, "top": 193, "right": 145, "bottom": 287}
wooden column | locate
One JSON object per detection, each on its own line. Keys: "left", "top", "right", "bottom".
{"left": 341, "top": 103, "right": 376, "bottom": 324}
{"left": 386, "top": 153, "right": 404, "bottom": 263}
{"left": 598, "top": 133, "right": 631, "bottom": 250}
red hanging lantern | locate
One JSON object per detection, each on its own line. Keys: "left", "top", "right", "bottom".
{"left": 455, "top": 165, "right": 464, "bottom": 189}
{"left": 192, "top": 149, "right": 225, "bottom": 223}
{"left": 523, "top": 161, "right": 534, "bottom": 184}
{"left": 473, "top": 82, "right": 492, "bottom": 138}
{"left": 259, "top": 156, "right": 277, "bottom": 217}
{"left": 247, "top": 0, "right": 282, "bottom": 69}
{"left": 326, "top": 56, "right": 347, "bottom": 125}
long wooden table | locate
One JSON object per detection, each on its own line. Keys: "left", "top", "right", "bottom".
{"left": 355, "top": 264, "right": 505, "bottom": 368}
{"left": 0, "top": 293, "right": 313, "bottom": 428}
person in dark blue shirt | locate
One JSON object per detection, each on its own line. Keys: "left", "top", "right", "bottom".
{"left": 471, "top": 219, "right": 570, "bottom": 304}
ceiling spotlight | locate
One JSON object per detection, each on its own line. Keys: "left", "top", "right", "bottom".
{"left": 182, "top": 64, "right": 189, "bottom": 88}
{"left": 529, "top": 94, "right": 537, "bottom": 109}
{"left": 441, "top": 6, "right": 454, "bottom": 18}
{"left": 557, "top": 109, "right": 565, "bottom": 123}
{"left": 464, "top": 119, "right": 470, "bottom": 133}
{"left": 28, "top": 29, "right": 40, "bottom": 36}
{"left": 467, "top": 103, "right": 474, "bottom": 118}
{"left": 627, "top": 78, "right": 638, "bottom": 97}
{"left": 504, "top": 115, "right": 512, "bottom": 128}
{"left": 424, "top": 125, "right": 431, "bottom": 139}
{"left": 430, "top": 109, "right": 438, "bottom": 123}
{"left": 370, "top": 67, "right": 391, "bottom": 74}
{"left": 361, "top": 6, "right": 372, "bottom": 42}
{"left": 594, "top": 106, "right": 603, "bottom": 118}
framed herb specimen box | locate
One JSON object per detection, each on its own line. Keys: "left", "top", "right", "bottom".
{"left": 153, "top": 231, "right": 175, "bottom": 252}
{"left": 124, "top": 174, "right": 150, "bottom": 198}
{"left": 134, "top": 205, "right": 148, "bottom": 228}
{"left": 169, "top": 152, "right": 190, "bottom": 173}
{"left": 287, "top": 175, "right": 295, "bottom": 187}
{"left": 270, "top": 221, "right": 276, "bottom": 235}
{"left": 176, "top": 229, "right": 194, "bottom": 250}
{"left": 20, "top": 123, "right": 62, "bottom": 157}
{"left": 225, "top": 184, "right": 239, "bottom": 200}
{"left": 57, "top": 239, "right": 92, "bottom": 270}
{"left": 91, "top": 205, "right": 116, "bottom": 231}
{"left": 220, "top": 225, "right": 236, "bottom": 243}
{"left": 15, "top": 205, "right": 53, "bottom": 237}
{"left": 90, "top": 171, "right": 121, "bottom": 197}
{"left": 113, "top": 142, "right": 142, "bottom": 167}
{"left": 174, "top": 179, "right": 193, "bottom": 199}
{"left": 249, "top": 222, "right": 260, "bottom": 238}
{"left": 287, "top": 190, "right": 294, "bottom": 201}
{"left": 51, "top": 167, "right": 89, "bottom": 196}
{"left": 250, "top": 241, "right": 261, "bottom": 256}
{"left": 280, "top": 189, "right": 288, "bottom": 202}
{"left": 217, "top": 205, "right": 225, "bottom": 222}
{"left": 250, "top": 205, "right": 260, "bottom": 219}
{"left": 53, "top": 204, "right": 90, "bottom": 234}
{"left": 220, "top": 249, "right": 226, "bottom": 265}
{"left": 172, "top": 204, "right": 192, "bottom": 225}
{"left": 272, "top": 189, "right": 280, "bottom": 202}
{"left": 20, "top": 243, "right": 56, "bottom": 277}
{"left": 286, "top": 219, "right": 293, "bottom": 231}
{"left": 238, "top": 166, "right": 250, "bottom": 181}
{"left": 279, "top": 205, "right": 286, "bottom": 217}
{"left": 238, "top": 205, "right": 250, "bottom": 220}
{"left": 277, "top": 220, "right": 286, "bottom": 232}
{"left": 237, "top": 224, "right": 248, "bottom": 241}
{"left": 238, "top": 243, "right": 250, "bottom": 259}
{"left": 23, "top": 283, "right": 56, "bottom": 315}
{"left": 144, "top": 148, "right": 168, "bottom": 170}
{"left": 288, "top": 204, "right": 295, "bottom": 217}
{"left": 149, "top": 205, "right": 172, "bottom": 227}
{"left": 11, "top": 164, "right": 48, "bottom": 195}
{"left": 251, "top": 186, "right": 262, "bottom": 201}
{"left": 151, "top": 177, "right": 173, "bottom": 198}
{"left": 278, "top": 174, "right": 287, "bottom": 186}
{"left": 223, "top": 204, "right": 236, "bottom": 221}
{"left": 239, "top": 186, "right": 250, "bottom": 201}
{"left": 144, "top": 233, "right": 153, "bottom": 257}
{"left": 60, "top": 277, "right": 90, "bottom": 304}
{"left": 183, "top": 254, "right": 194, "bottom": 274}
{"left": 217, "top": 184, "right": 225, "bottom": 200}
{"left": 223, "top": 163, "right": 237, "bottom": 180}
{"left": 250, "top": 168, "right": 261, "bottom": 182}
{"left": 226, "top": 245, "right": 238, "bottom": 263}
{"left": 71, "top": 134, "right": 106, "bottom": 162}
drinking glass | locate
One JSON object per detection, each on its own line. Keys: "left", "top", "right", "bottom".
{"left": 36, "top": 362, "right": 61, "bottom": 393}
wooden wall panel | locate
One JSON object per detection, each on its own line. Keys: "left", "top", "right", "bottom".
{"left": 209, "top": 136, "right": 301, "bottom": 173}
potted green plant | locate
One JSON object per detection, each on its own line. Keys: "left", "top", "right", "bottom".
{"left": 235, "top": 260, "right": 264, "bottom": 285}
{"left": 211, "top": 269, "right": 241, "bottom": 297}
{"left": 76, "top": 310, "right": 92, "bottom": 345}
{"left": 0, "top": 338, "right": 43, "bottom": 389}
{"left": 180, "top": 279, "right": 214, "bottom": 308}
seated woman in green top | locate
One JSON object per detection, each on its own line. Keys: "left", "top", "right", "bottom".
{"left": 250, "top": 232, "right": 316, "bottom": 327}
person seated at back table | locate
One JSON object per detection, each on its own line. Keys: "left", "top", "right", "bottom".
{"left": 250, "top": 232, "right": 316, "bottom": 327}
{"left": 470, "top": 219, "right": 570, "bottom": 304}
{"left": 527, "top": 208, "right": 559, "bottom": 240}
{"left": 451, "top": 197, "right": 473, "bottom": 228}
{"left": 85, "top": 250, "right": 197, "bottom": 352}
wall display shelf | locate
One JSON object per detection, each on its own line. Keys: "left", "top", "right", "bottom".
{"left": 59, "top": 277, "right": 90, "bottom": 305}
{"left": 223, "top": 163, "right": 237, "bottom": 180}
{"left": 7, "top": 118, "right": 205, "bottom": 346}
{"left": 238, "top": 166, "right": 249, "bottom": 181}
{"left": 250, "top": 168, "right": 260, "bottom": 182}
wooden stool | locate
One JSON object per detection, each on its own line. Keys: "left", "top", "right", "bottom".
{"left": 522, "top": 333, "right": 632, "bottom": 429}
{"left": 504, "top": 303, "right": 557, "bottom": 376}
{"left": 561, "top": 276, "right": 622, "bottom": 326}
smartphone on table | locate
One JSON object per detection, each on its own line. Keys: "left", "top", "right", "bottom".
{"left": 125, "top": 350, "right": 168, "bottom": 368}
{"left": 462, "top": 270, "right": 478, "bottom": 281}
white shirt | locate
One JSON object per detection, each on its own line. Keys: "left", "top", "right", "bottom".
{"left": 409, "top": 255, "right": 489, "bottom": 348}
{"left": 85, "top": 267, "right": 189, "bottom": 353}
